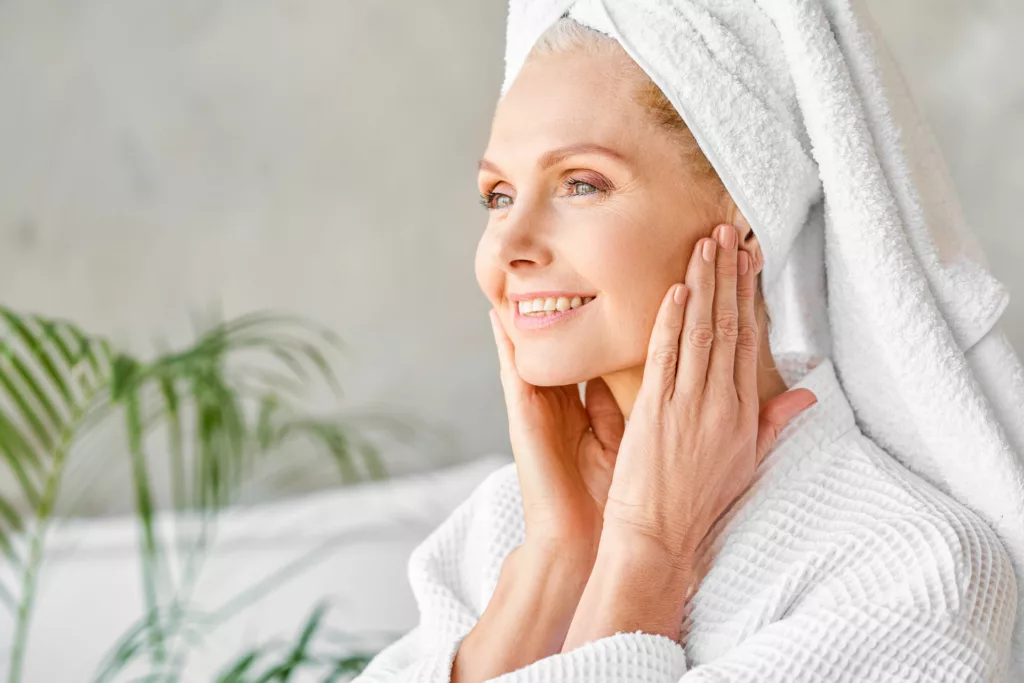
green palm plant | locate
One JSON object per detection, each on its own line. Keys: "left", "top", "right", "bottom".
{"left": 210, "top": 603, "right": 376, "bottom": 682}
{"left": 0, "top": 305, "right": 404, "bottom": 683}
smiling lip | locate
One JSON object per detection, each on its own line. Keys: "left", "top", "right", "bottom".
{"left": 512, "top": 295, "right": 596, "bottom": 331}
{"left": 508, "top": 291, "right": 596, "bottom": 302}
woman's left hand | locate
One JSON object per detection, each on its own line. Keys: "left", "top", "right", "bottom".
{"left": 601, "top": 223, "right": 818, "bottom": 570}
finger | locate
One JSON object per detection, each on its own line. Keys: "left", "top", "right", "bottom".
{"left": 754, "top": 389, "right": 818, "bottom": 466}
{"left": 488, "top": 308, "right": 526, "bottom": 403}
{"left": 707, "top": 224, "right": 739, "bottom": 393}
{"left": 584, "top": 376, "right": 625, "bottom": 453}
{"left": 734, "top": 248, "right": 759, "bottom": 407}
{"left": 677, "top": 236, "right": 717, "bottom": 394}
{"left": 639, "top": 283, "right": 688, "bottom": 406}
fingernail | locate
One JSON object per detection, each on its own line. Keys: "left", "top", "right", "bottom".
{"left": 717, "top": 224, "right": 736, "bottom": 250}
{"left": 673, "top": 284, "right": 687, "bottom": 305}
{"left": 738, "top": 251, "right": 749, "bottom": 275}
{"left": 702, "top": 239, "right": 716, "bottom": 262}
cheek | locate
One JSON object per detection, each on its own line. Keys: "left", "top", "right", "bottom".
{"left": 582, "top": 219, "right": 678, "bottom": 312}
{"left": 585, "top": 218, "right": 696, "bottom": 362}
{"left": 568, "top": 222, "right": 669, "bottom": 363}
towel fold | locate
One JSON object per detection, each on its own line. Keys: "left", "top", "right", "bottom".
{"left": 503, "top": 0, "right": 1024, "bottom": 677}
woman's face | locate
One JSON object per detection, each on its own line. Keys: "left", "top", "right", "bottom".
{"left": 475, "top": 45, "right": 746, "bottom": 387}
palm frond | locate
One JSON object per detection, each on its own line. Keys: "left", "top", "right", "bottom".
{"left": 212, "top": 603, "right": 378, "bottom": 683}
{"left": 0, "top": 304, "right": 420, "bottom": 683}
{"left": 0, "top": 306, "right": 115, "bottom": 683}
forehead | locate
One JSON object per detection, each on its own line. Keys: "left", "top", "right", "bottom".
{"left": 487, "top": 48, "right": 652, "bottom": 157}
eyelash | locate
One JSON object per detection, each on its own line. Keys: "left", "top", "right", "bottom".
{"left": 478, "top": 176, "right": 603, "bottom": 211}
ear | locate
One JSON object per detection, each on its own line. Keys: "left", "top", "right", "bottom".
{"left": 725, "top": 200, "right": 764, "bottom": 276}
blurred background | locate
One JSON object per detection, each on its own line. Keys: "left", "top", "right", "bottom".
{"left": 0, "top": 0, "right": 1022, "bottom": 681}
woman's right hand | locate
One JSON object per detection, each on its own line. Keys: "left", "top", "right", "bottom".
{"left": 489, "top": 308, "right": 626, "bottom": 560}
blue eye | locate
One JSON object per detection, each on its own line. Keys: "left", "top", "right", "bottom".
{"left": 479, "top": 191, "right": 512, "bottom": 210}
{"left": 563, "top": 177, "right": 600, "bottom": 196}
{"left": 477, "top": 176, "right": 607, "bottom": 211}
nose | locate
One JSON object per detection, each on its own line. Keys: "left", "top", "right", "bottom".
{"left": 488, "top": 207, "right": 554, "bottom": 273}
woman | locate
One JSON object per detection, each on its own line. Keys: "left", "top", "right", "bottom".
{"left": 356, "top": 2, "right": 1023, "bottom": 681}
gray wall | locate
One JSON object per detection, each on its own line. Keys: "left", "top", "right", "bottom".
{"left": 1, "top": 0, "right": 1021, "bottom": 513}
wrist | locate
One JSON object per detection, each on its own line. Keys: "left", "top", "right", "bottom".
{"left": 597, "top": 527, "right": 694, "bottom": 585}
{"left": 562, "top": 534, "right": 693, "bottom": 649}
{"left": 508, "top": 539, "right": 597, "bottom": 589}
{"left": 454, "top": 541, "right": 594, "bottom": 680}
{"left": 520, "top": 519, "right": 601, "bottom": 559}
{"left": 600, "top": 513, "right": 696, "bottom": 572}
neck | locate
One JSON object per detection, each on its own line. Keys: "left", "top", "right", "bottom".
{"left": 601, "top": 320, "right": 788, "bottom": 421}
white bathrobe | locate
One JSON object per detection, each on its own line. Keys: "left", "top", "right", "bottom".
{"left": 354, "top": 353, "right": 1018, "bottom": 682}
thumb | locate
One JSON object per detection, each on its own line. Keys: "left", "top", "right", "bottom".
{"left": 584, "top": 376, "right": 625, "bottom": 453}
{"left": 754, "top": 388, "right": 817, "bottom": 466}
{"left": 489, "top": 309, "right": 527, "bottom": 403}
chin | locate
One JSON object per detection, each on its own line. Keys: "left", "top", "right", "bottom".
{"left": 515, "top": 352, "right": 591, "bottom": 387}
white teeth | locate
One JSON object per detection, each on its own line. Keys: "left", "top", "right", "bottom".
{"left": 518, "top": 295, "right": 596, "bottom": 317}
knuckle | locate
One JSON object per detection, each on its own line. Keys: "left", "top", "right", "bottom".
{"left": 736, "top": 323, "right": 759, "bottom": 355}
{"left": 688, "top": 324, "right": 715, "bottom": 349}
{"left": 650, "top": 346, "right": 678, "bottom": 369}
{"left": 762, "top": 420, "right": 782, "bottom": 444}
{"left": 716, "top": 258, "right": 737, "bottom": 278}
{"left": 715, "top": 312, "right": 739, "bottom": 342}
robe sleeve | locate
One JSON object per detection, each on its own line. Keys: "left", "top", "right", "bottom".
{"left": 489, "top": 593, "right": 1016, "bottom": 682}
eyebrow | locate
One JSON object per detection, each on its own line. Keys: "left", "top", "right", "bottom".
{"left": 477, "top": 142, "right": 631, "bottom": 176}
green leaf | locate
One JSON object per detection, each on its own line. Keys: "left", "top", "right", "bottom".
{"left": 324, "top": 653, "right": 377, "bottom": 682}
{"left": 215, "top": 651, "right": 263, "bottom": 683}
{"left": 0, "top": 494, "right": 24, "bottom": 566}
{"left": 0, "top": 347, "right": 63, "bottom": 439}
{"left": 0, "top": 368, "right": 55, "bottom": 455}
{"left": 158, "top": 375, "right": 186, "bottom": 511}
{"left": 122, "top": 384, "right": 168, "bottom": 663}
{"left": 0, "top": 412, "right": 42, "bottom": 506}
{"left": 1, "top": 312, "right": 74, "bottom": 414}
{"left": 253, "top": 603, "right": 329, "bottom": 683}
